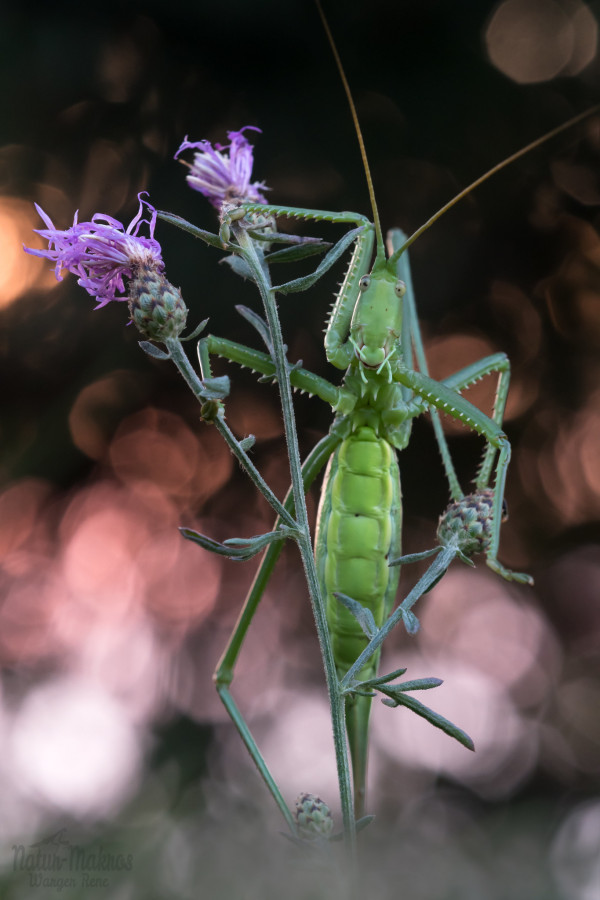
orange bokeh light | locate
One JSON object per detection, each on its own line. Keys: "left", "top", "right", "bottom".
{"left": 0, "top": 196, "right": 59, "bottom": 307}
{"left": 108, "top": 407, "right": 233, "bottom": 508}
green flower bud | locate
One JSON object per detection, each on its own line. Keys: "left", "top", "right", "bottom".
{"left": 128, "top": 271, "right": 187, "bottom": 341}
{"left": 294, "top": 793, "right": 334, "bottom": 841}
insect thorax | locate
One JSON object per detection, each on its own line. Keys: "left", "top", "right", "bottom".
{"left": 341, "top": 365, "right": 415, "bottom": 451}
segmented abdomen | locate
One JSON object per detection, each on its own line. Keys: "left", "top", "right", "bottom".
{"left": 315, "top": 426, "right": 402, "bottom": 679}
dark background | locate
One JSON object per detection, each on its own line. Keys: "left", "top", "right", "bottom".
{"left": 1, "top": 1, "right": 600, "bottom": 897}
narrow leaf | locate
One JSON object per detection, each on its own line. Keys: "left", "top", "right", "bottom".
{"left": 239, "top": 435, "right": 256, "bottom": 452}
{"left": 401, "top": 608, "right": 421, "bottom": 635}
{"left": 138, "top": 341, "right": 170, "bottom": 360}
{"left": 157, "top": 211, "right": 224, "bottom": 248}
{"left": 457, "top": 549, "right": 476, "bottom": 568}
{"left": 223, "top": 527, "right": 295, "bottom": 550}
{"left": 334, "top": 593, "right": 377, "bottom": 639}
{"left": 221, "top": 255, "right": 255, "bottom": 281}
{"left": 264, "top": 241, "right": 332, "bottom": 265}
{"left": 421, "top": 569, "right": 450, "bottom": 594}
{"left": 382, "top": 691, "right": 475, "bottom": 751}
{"left": 394, "top": 677, "right": 443, "bottom": 692}
{"left": 272, "top": 225, "right": 365, "bottom": 294}
{"left": 235, "top": 305, "right": 273, "bottom": 352}
{"left": 201, "top": 375, "right": 230, "bottom": 400}
{"left": 360, "top": 667, "right": 408, "bottom": 688}
{"left": 180, "top": 527, "right": 294, "bottom": 561}
{"left": 246, "top": 230, "right": 328, "bottom": 246}
{"left": 356, "top": 815, "right": 375, "bottom": 833}
{"left": 388, "top": 547, "right": 440, "bottom": 567}
{"left": 181, "top": 318, "right": 209, "bottom": 342}
{"left": 179, "top": 529, "right": 239, "bottom": 558}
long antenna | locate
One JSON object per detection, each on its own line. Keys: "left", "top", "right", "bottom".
{"left": 389, "top": 104, "right": 600, "bottom": 264}
{"left": 315, "top": 0, "right": 385, "bottom": 263}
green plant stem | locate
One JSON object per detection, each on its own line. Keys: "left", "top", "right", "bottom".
{"left": 165, "top": 337, "right": 297, "bottom": 531}
{"left": 234, "top": 225, "right": 357, "bottom": 854}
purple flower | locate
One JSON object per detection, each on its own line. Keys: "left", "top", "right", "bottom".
{"left": 24, "top": 193, "right": 164, "bottom": 308}
{"left": 174, "top": 126, "right": 269, "bottom": 209}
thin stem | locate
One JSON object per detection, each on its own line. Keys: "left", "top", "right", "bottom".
{"left": 165, "top": 337, "right": 297, "bottom": 530}
{"left": 234, "top": 226, "right": 357, "bottom": 853}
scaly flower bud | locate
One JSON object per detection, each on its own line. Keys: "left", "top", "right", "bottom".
{"left": 437, "top": 489, "right": 507, "bottom": 556}
{"left": 294, "top": 792, "right": 334, "bottom": 841}
{"left": 128, "top": 270, "right": 187, "bottom": 341}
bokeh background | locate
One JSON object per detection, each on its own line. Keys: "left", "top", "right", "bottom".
{"left": 1, "top": 0, "right": 600, "bottom": 896}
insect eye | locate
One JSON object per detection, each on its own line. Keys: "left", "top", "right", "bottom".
{"left": 359, "top": 275, "right": 370, "bottom": 291}
{"left": 395, "top": 281, "right": 407, "bottom": 298}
